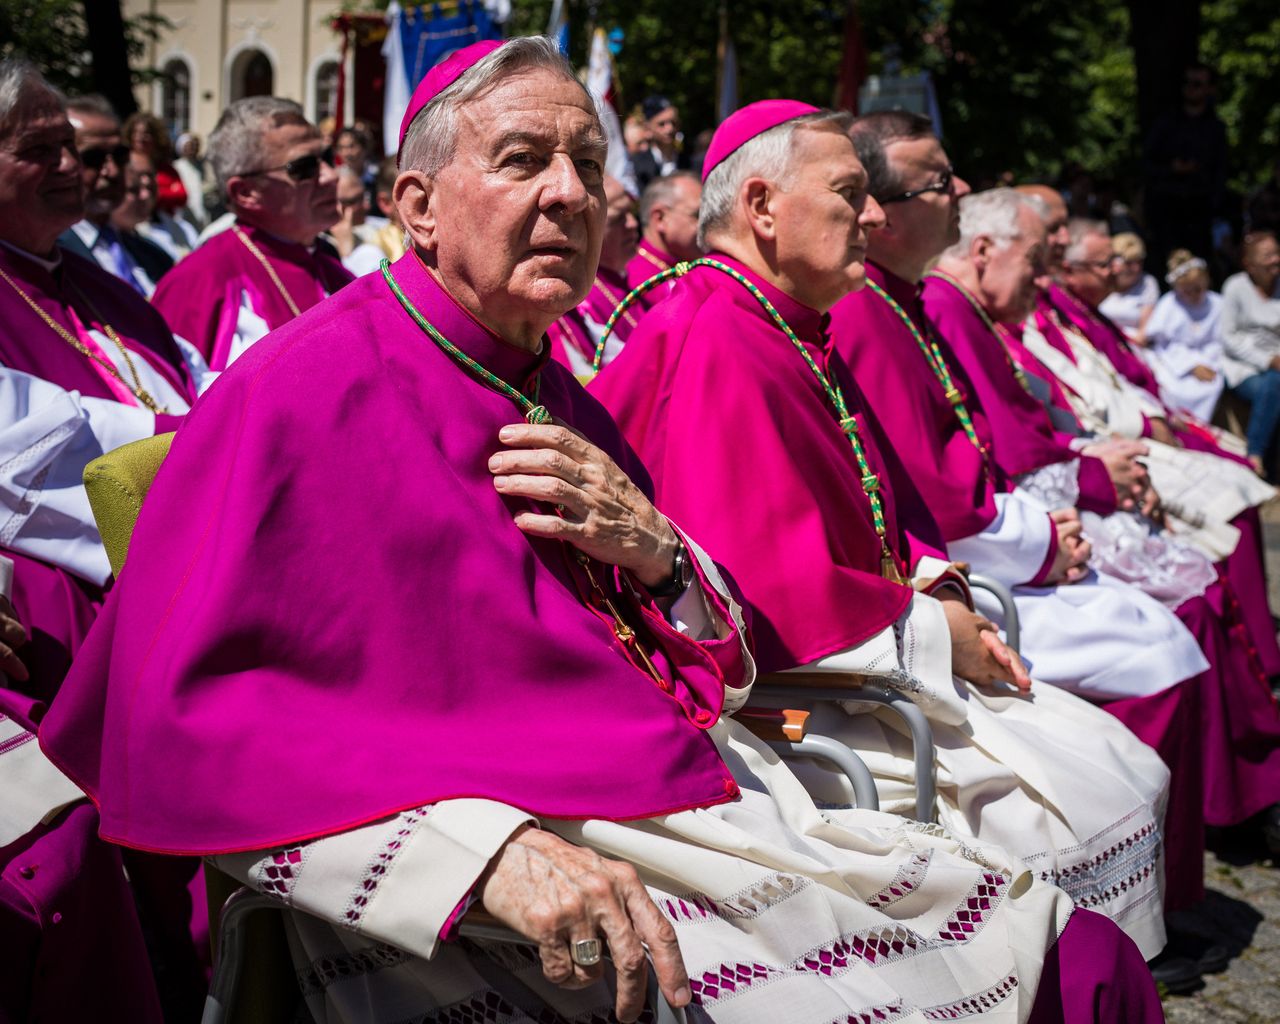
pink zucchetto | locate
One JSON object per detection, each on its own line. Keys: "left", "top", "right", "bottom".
{"left": 701, "top": 99, "right": 820, "bottom": 182}
{"left": 397, "top": 38, "right": 506, "bottom": 157}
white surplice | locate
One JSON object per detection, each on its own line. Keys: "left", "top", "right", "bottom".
{"left": 1020, "top": 316, "right": 1274, "bottom": 559}
{"left": 773, "top": 563, "right": 1169, "bottom": 958}
{"left": 213, "top": 540, "right": 1079, "bottom": 1023}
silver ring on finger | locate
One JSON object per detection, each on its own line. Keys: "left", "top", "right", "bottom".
{"left": 569, "top": 937, "right": 603, "bottom": 967}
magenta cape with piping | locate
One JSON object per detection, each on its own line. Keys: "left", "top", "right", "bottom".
{"left": 921, "top": 275, "right": 1118, "bottom": 515}
{"left": 39, "top": 253, "right": 744, "bottom": 855}
{"left": 832, "top": 263, "right": 1005, "bottom": 544}
{"left": 0, "top": 245, "right": 192, "bottom": 703}
{"left": 151, "top": 223, "right": 353, "bottom": 371}
{"left": 590, "top": 256, "right": 921, "bottom": 674}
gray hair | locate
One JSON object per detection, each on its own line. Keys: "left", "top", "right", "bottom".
{"left": 848, "top": 110, "right": 934, "bottom": 200}
{"left": 638, "top": 171, "right": 699, "bottom": 227}
{"left": 1063, "top": 217, "right": 1109, "bottom": 264}
{"left": 400, "top": 35, "right": 585, "bottom": 175}
{"left": 698, "top": 109, "right": 852, "bottom": 250}
{"left": 942, "top": 187, "right": 1037, "bottom": 260}
{"left": 0, "top": 58, "right": 64, "bottom": 136}
{"left": 209, "top": 96, "right": 308, "bottom": 195}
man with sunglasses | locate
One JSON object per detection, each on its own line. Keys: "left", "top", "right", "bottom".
{"left": 55, "top": 94, "right": 160, "bottom": 298}
{"left": 152, "top": 96, "right": 352, "bottom": 370}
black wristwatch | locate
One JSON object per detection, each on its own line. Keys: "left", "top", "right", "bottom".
{"left": 648, "top": 537, "right": 694, "bottom": 597}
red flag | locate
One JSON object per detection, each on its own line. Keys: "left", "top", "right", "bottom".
{"left": 837, "top": 0, "right": 867, "bottom": 113}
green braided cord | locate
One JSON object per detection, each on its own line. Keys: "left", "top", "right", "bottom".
{"left": 591, "top": 262, "right": 694, "bottom": 374}
{"left": 382, "top": 260, "right": 549, "bottom": 424}
{"left": 601, "top": 257, "right": 894, "bottom": 561}
{"left": 866, "top": 280, "right": 986, "bottom": 460}
{"left": 922, "top": 270, "right": 1033, "bottom": 394}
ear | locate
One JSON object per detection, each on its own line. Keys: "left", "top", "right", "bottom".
{"left": 225, "top": 175, "right": 261, "bottom": 213}
{"left": 395, "top": 170, "right": 437, "bottom": 252}
{"left": 741, "top": 177, "right": 777, "bottom": 243}
{"left": 971, "top": 233, "right": 993, "bottom": 272}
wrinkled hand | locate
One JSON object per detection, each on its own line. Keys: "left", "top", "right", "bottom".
{"left": 1047, "top": 508, "right": 1091, "bottom": 584}
{"left": 479, "top": 827, "right": 690, "bottom": 1022}
{"left": 490, "top": 423, "right": 678, "bottom": 587}
{"left": 938, "top": 592, "right": 1031, "bottom": 692}
{"left": 1191, "top": 364, "right": 1217, "bottom": 382}
{"left": 0, "top": 596, "right": 27, "bottom": 682}
{"left": 1081, "top": 437, "right": 1151, "bottom": 512}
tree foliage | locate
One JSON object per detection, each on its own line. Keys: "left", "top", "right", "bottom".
{"left": 0, "top": 0, "right": 167, "bottom": 99}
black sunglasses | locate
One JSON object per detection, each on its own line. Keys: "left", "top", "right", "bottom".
{"left": 79, "top": 144, "right": 130, "bottom": 171}
{"left": 241, "top": 153, "right": 325, "bottom": 183}
{"left": 879, "top": 166, "right": 955, "bottom": 205}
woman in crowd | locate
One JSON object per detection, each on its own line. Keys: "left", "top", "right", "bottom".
{"left": 1099, "top": 231, "right": 1160, "bottom": 343}
{"left": 1221, "top": 231, "right": 1280, "bottom": 475}
{"left": 1144, "top": 249, "right": 1226, "bottom": 423}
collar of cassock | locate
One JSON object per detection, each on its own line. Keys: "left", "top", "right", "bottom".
{"left": 705, "top": 251, "right": 829, "bottom": 343}
{"left": 868, "top": 260, "right": 927, "bottom": 323}
{"left": 395, "top": 249, "right": 550, "bottom": 392}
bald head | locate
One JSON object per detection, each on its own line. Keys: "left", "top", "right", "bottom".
{"left": 1016, "top": 184, "right": 1069, "bottom": 274}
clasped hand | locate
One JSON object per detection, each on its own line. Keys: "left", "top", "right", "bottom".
{"left": 0, "top": 596, "right": 27, "bottom": 682}
{"left": 489, "top": 422, "right": 678, "bottom": 587}
{"left": 1081, "top": 437, "right": 1160, "bottom": 515}
{"left": 938, "top": 591, "right": 1031, "bottom": 692}
{"left": 1047, "top": 508, "right": 1091, "bottom": 584}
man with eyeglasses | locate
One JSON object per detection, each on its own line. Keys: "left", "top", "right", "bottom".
{"left": 151, "top": 97, "right": 352, "bottom": 370}
{"left": 625, "top": 171, "right": 703, "bottom": 309}
{"left": 827, "top": 118, "right": 1210, "bottom": 979}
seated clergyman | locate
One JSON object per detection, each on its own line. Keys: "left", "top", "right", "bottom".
{"left": 42, "top": 38, "right": 1162, "bottom": 1022}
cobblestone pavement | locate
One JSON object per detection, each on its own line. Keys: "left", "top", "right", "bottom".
{"left": 1160, "top": 500, "right": 1280, "bottom": 1020}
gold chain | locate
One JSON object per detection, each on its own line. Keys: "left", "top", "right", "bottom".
{"left": 233, "top": 225, "right": 303, "bottom": 318}
{"left": 0, "top": 265, "right": 168, "bottom": 414}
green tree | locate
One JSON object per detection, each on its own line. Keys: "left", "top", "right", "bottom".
{"left": 0, "top": 0, "right": 167, "bottom": 108}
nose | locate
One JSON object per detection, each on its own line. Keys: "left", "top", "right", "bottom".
{"left": 540, "top": 152, "right": 590, "bottom": 214}
{"left": 861, "top": 193, "right": 887, "bottom": 232}
{"left": 953, "top": 173, "right": 973, "bottom": 199}
{"left": 317, "top": 158, "right": 338, "bottom": 187}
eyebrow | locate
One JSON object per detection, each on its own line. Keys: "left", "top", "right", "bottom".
{"left": 490, "top": 125, "right": 608, "bottom": 156}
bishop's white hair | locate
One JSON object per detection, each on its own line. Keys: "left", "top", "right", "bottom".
{"left": 698, "top": 109, "right": 852, "bottom": 251}
{"left": 942, "top": 187, "right": 1039, "bottom": 261}
{"left": 1063, "top": 217, "right": 1109, "bottom": 265}
{"left": 400, "top": 35, "right": 590, "bottom": 176}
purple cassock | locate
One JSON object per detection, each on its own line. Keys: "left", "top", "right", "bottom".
{"left": 923, "top": 273, "right": 1280, "bottom": 831}
{"left": 590, "top": 253, "right": 1161, "bottom": 1021}
{"left": 625, "top": 238, "right": 680, "bottom": 310}
{"left": 1038, "top": 286, "right": 1280, "bottom": 677}
{"left": 0, "top": 689, "right": 162, "bottom": 1022}
{"left": 0, "top": 244, "right": 191, "bottom": 702}
{"left": 547, "top": 266, "right": 637, "bottom": 374}
{"left": 832, "top": 263, "right": 1207, "bottom": 903}
{"left": 151, "top": 222, "right": 353, "bottom": 371}
{"left": 590, "top": 255, "right": 927, "bottom": 672}
{"left": 39, "top": 252, "right": 748, "bottom": 857}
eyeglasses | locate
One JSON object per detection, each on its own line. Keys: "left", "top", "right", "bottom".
{"left": 79, "top": 144, "right": 129, "bottom": 171}
{"left": 878, "top": 166, "right": 955, "bottom": 205}
{"left": 241, "top": 153, "right": 325, "bottom": 183}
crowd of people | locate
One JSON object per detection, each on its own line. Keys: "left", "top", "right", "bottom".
{"left": 2, "top": 33, "right": 1280, "bottom": 1023}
